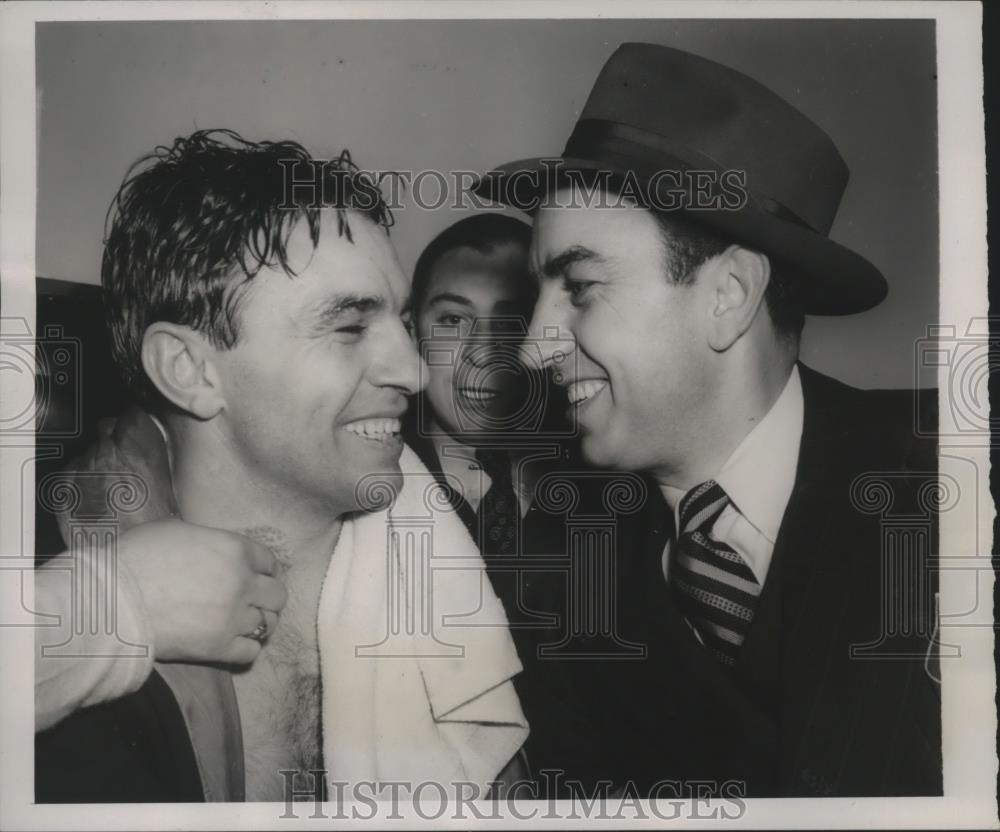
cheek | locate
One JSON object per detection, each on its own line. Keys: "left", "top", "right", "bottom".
{"left": 633, "top": 328, "right": 706, "bottom": 430}
{"left": 222, "top": 352, "right": 286, "bottom": 415}
{"left": 424, "top": 365, "right": 454, "bottom": 409}
{"left": 227, "top": 346, "right": 358, "bottom": 433}
{"left": 576, "top": 314, "right": 648, "bottom": 388}
{"left": 584, "top": 315, "right": 678, "bottom": 416}
{"left": 426, "top": 360, "right": 453, "bottom": 386}
{"left": 306, "top": 352, "right": 370, "bottom": 421}
{"left": 423, "top": 356, "right": 453, "bottom": 390}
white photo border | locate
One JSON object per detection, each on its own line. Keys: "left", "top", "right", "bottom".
{"left": 0, "top": 1, "right": 993, "bottom": 829}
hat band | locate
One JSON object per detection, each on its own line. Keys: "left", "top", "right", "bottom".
{"left": 564, "top": 119, "right": 817, "bottom": 233}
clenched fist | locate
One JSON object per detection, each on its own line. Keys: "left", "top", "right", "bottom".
{"left": 117, "top": 519, "right": 288, "bottom": 665}
{"left": 54, "top": 405, "right": 288, "bottom": 665}
{"left": 36, "top": 409, "right": 291, "bottom": 731}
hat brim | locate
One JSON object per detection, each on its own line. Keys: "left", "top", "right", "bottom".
{"left": 473, "top": 157, "right": 887, "bottom": 316}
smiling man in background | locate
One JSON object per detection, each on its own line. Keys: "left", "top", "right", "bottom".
{"left": 403, "top": 213, "right": 562, "bottom": 619}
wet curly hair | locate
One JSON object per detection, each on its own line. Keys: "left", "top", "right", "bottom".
{"left": 102, "top": 128, "right": 393, "bottom": 403}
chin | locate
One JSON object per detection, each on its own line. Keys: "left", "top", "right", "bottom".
{"left": 347, "top": 465, "right": 404, "bottom": 514}
{"left": 580, "top": 433, "right": 608, "bottom": 467}
{"left": 581, "top": 432, "right": 627, "bottom": 471}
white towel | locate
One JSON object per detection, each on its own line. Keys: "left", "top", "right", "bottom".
{"left": 318, "top": 444, "right": 529, "bottom": 792}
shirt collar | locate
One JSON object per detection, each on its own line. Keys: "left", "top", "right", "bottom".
{"left": 714, "top": 365, "right": 804, "bottom": 544}
{"left": 661, "top": 366, "right": 804, "bottom": 545}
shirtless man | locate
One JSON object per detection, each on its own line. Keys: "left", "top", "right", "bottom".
{"left": 35, "top": 129, "right": 424, "bottom": 801}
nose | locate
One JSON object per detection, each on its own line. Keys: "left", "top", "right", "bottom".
{"left": 373, "top": 319, "right": 427, "bottom": 395}
{"left": 519, "top": 282, "right": 574, "bottom": 372}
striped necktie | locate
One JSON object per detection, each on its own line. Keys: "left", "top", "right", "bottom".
{"left": 669, "top": 480, "right": 761, "bottom": 667}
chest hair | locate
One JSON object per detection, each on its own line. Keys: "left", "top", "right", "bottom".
{"left": 233, "top": 527, "right": 329, "bottom": 801}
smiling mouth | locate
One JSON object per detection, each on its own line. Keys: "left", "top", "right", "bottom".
{"left": 566, "top": 379, "right": 609, "bottom": 406}
{"left": 342, "top": 417, "right": 403, "bottom": 444}
{"left": 456, "top": 387, "right": 501, "bottom": 404}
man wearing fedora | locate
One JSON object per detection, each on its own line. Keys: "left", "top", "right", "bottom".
{"left": 477, "top": 43, "right": 941, "bottom": 797}
{"left": 32, "top": 41, "right": 941, "bottom": 799}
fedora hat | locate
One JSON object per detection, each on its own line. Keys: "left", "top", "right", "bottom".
{"left": 474, "top": 43, "right": 887, "bottom": 315}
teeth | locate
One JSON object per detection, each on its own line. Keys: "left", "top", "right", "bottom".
{"left": 567, "top": 379, "right": 608, "bottom": 405}
{"left": 344, "top": 418, "right": 402, "bottom": 438}
{"left": 458, "top": 389, "right": 498, "bottom": 402}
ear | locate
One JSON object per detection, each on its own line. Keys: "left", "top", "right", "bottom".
{"left": 140, "top": 322, "right": 225, "bottom": 419}
{"left": 705, "top": 246, "right": 770, "bottom": 352}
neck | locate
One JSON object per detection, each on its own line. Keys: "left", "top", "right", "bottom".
{"left": 653, "top": 345, "right": 796, "bottom": 499}
{"left": 163, "top": 418, "right": 344, "bottom": 574}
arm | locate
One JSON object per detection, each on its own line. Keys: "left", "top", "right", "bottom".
{"left": 54, "top": 405, "right": 179, "bottom": 545}
{"left": 35, "top": 543, "right": 153, "bottom": 732}
{"left": 36, "top": 408, "right": 287, "bottom": 731}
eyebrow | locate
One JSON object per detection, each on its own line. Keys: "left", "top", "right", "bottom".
{"left": 538, "top": 245, "right": 606, "bottom": 279}
{"left": 425, "top": 292, "right": 474, "bottom": 308}
{"left": 305, "top": 292, "right": 386, "bottom": 330}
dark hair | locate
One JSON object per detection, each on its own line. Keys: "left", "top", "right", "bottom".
{"left": 410, "top": 213, "right": 533, "bottom": 314}
{"left": 102, "top": 128, "right": 392, "bottom": 404}
{"left": 652, "top": 212, "right": 806, "bottom": 342}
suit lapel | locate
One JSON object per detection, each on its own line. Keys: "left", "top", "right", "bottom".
{"left": 610, "top": 483, "right": 779, "bottom": 790}
{"left": 736, "top": 365, "right": 850, "bottom": 698}
{"left": 156, "top": 663, "right": 245, "bottom": 801}
{"left": 763, "top": 363, "right": 914, "bottom": 795}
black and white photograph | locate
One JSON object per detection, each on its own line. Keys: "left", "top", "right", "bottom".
{"left": 0, "top": 1, "right": 994, "bottom": 828}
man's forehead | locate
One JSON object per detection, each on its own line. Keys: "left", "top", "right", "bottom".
{"left": 346, "top": 213, "right": 410, "bottom": 307}
{"left": 262, "top": 211, "right": 406, "bottom": 312}
{"left": 433, "top": 244, "right": 528, "bottom": 287}
{"left": 437, "top": 241, "right": 526, "bottom": 271}
{"left": 531, "top": 200, "right": 657, "bottom": 265}
{"left": 426, "top": 271, "right": 526, "bottom": 308}
{"left": 530, "top": 205, "right": 606, "bottom": 269}
{"left": 325, "top": 211, "right": 406, "bottom": 290}
{"left": 292, "top": 259, "right": 401, "bottom": 315}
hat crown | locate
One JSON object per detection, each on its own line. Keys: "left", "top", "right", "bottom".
{"left": 572, "top": 43, "right": 849, "bottom": 234}
{"left": 473, "top": 41, "right": 888, "bottom": 315}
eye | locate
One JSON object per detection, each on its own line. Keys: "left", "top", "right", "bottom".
{"left": 336, "top": 323, "right": 367, "bottom": 338}
{"left": 563, "top": 277, "right": 594, "bottom": 303}
{"left": 438, "top": 313, "right": 465, "bottom": 326}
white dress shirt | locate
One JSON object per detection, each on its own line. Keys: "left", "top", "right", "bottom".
{"left": 661, "top": 366, "right": 804, "bottom": 590}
